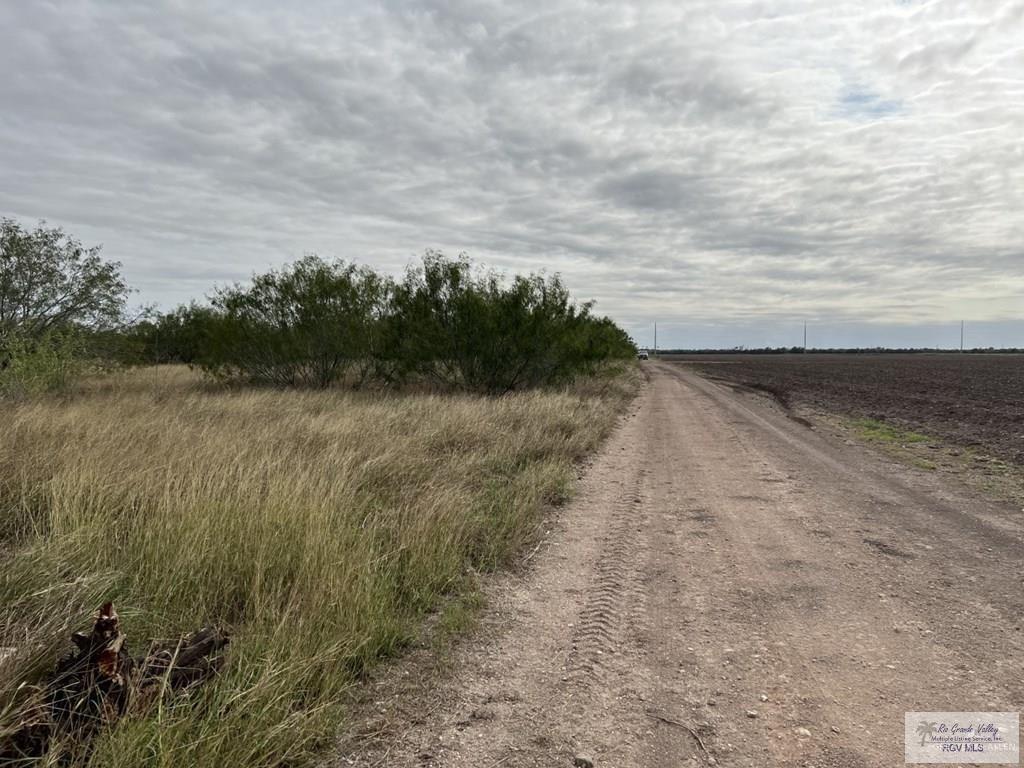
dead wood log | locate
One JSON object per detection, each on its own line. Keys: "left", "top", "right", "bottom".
{"left": 0, "top": 602, "right": 229, "bottom": 762}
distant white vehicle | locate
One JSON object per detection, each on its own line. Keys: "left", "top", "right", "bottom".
{"left": 637, "top": 350, "right": 650, "bottom": 360}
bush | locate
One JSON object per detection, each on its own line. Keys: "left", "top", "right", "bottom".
{"left": 0, "top": 329, "right": 85, "bottom": 398}
{"left": 383, "top": 252, "right": 633, "bottom": 392}
{"left": 195, "top": 257, "right": 390, "bottom": 388}
{"left": 128, "top": 304, "right": 219, "bottom": 365}
{"left": 194, "top": 252, "right": 635, "bottom": 392}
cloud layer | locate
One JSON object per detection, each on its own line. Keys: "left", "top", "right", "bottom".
{"left": 2, "top": 0, "right": 1022, "bottom": 346}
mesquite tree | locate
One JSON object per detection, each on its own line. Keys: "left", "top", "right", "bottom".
{"left": 199, "top": 256, "right": 391, "bottom": 388}
{"left": 0, "top": 219, "right": 129, "bottom": 338}
{"left": 193, "top": 251, "right": 635, "bottom": 392}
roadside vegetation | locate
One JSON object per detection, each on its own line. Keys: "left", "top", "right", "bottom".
{"left": 0, "top": 219, "right": 638, "bottom": 765}
{"left": 133, "top": 251, "right": 634, "bottom": 393}
{"left": 2, "top": 221, "right": 633, "bottom": 399}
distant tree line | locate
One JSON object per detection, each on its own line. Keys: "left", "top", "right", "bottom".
{"left": 658, "top": 347, "right": 1024, "bottom": 355}
{"left": 1, "top": 219, "right": 635, "bottom": 396}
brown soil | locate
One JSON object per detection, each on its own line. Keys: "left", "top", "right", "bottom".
{"left": 335, "top": 362, "right": 1024, "bottom": 768}
{"left": 664, "top": 353, "right": 1024, "bottom": 466}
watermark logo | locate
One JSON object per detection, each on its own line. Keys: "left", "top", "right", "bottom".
{"left": 906, "top": 712, "right": 1019, "bottom": 763}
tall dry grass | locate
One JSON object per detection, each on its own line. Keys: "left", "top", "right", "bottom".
{"left": 0, "top": 364, "right": 637, "bottom": 766}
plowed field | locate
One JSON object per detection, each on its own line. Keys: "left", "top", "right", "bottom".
{"left": 665, "top": 353, "right": 1024, "bottom": 465}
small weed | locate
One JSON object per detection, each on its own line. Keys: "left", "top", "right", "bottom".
{"left": 432, "top": 587, "right": 487, "bottom": 653}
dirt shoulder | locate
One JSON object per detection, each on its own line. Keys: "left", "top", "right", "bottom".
{"left": 814, "top": 411, "right": 1024, "bottom": 512}
{"left": 334, "top": 361, "right": 1024, "bottom": 768}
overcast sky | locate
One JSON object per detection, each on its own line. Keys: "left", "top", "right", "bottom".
{"left": 2, "top": 1, "right": 1022, "bottom": 348}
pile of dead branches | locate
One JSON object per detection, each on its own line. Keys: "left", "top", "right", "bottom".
{"left": 1, "top": 602, "right": 228, "bottom": 762}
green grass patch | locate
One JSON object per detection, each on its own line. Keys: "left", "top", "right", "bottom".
{"left": 852, "top": 418, "right": 930, "bottom": 445}
{"left": 431, "top": 585, "right": 487, "bottom": 653}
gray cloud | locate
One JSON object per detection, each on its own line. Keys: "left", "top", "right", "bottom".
{"left": 1, "top": 0, "right": 1022, "bottom": 348}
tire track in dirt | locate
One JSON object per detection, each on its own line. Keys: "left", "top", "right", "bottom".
{"left": 564, "top": 479, "right": 645, "bottom": 687}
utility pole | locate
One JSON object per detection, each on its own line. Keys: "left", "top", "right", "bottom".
{"left": 960, "top": 320, "right": 965, "bottom": 352}
{"left": 803, "top": 321, "right": 807, "bottom": 351}
{"left": 654, "top": 321, "right": 658, "bottom": 357}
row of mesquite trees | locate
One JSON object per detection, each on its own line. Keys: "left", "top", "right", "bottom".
{"left": 2, "top": 218, "right": 635, "bottom": 395}
{"left": 134, "top": 252, "right": 636, "bottom": 393}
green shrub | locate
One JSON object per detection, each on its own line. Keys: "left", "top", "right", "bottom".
{"left": 0, "top": 329, "right": 85, "bottom": 398}
{"left": 196, "top": 257, "right": 390, "bottom": 388}
{"left": 128, "top": 303, "right": 219, "bottom": 365}
{"left": 382, "top": 252, "right": 634, "bottom": 392}
{"left": 191, "top": 252, "right": 634, "bottom": 392}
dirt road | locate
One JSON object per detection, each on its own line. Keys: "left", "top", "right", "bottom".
{"left": 340, "top": 362, "right": 1024, "bottom": 767}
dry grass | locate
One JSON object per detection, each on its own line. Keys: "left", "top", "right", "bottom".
{"left": 0, "top": 364, "right": 637, "bottom": 766}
